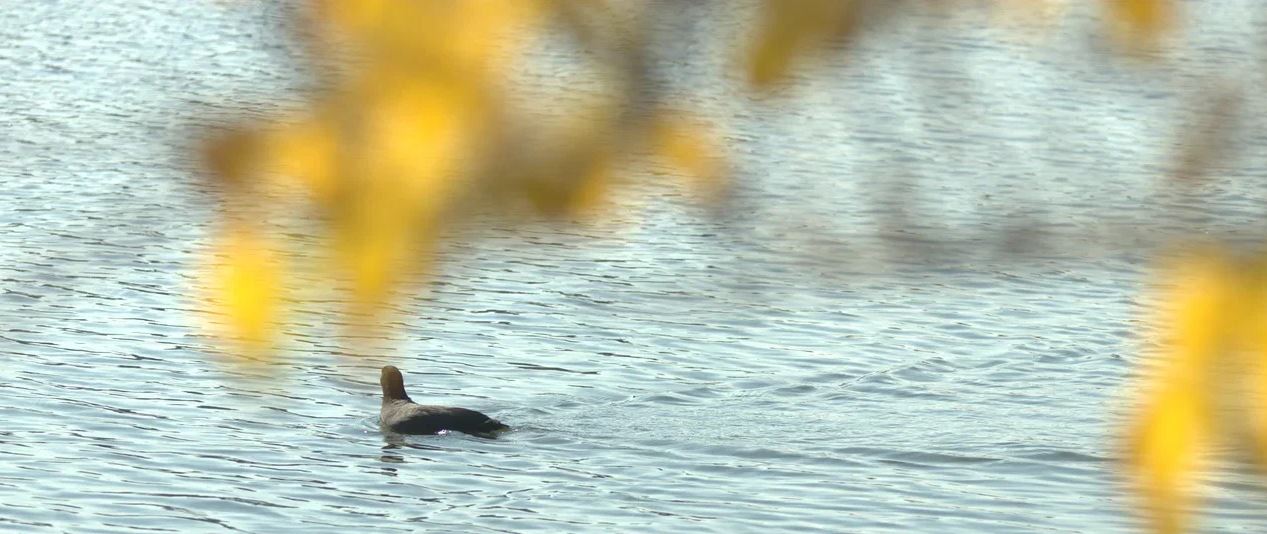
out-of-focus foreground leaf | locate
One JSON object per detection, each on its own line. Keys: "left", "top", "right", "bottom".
{"left": 1103, "top": 0, "right": 1176, "bottom": 53}
{"left": 203, "top": 224, "right": 284, "bottom": 359}
{"left": 1128, "top": 253, "right": 1267, "bottom": 533}
{"left": 747, "top": 0, "right": 862, "bottom": 89}
{"left": 198, "top": 1, "right": 728, "bottom": 359}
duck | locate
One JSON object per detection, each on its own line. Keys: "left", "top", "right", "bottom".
{"left": 379, "top": 365, "right": 509, "bottom": 438}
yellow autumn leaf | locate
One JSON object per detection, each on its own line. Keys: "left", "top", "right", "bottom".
{"left": 201, "top": 1, "right": 752, "bottom": 358}
{"left": 496, "top": 97, "right": 617, "bottom": 218}
{"left": 747, "top": 0, "right": 859, "bottom": 89}
{"left": 564, "top": 146, "right": 613, "bottom": 216}
{"left": 651, "top": 114, "right": 729, "bottom": 204}
{"left": 312, "top": 0, "right": 541, "bottom": 78}
{"left": 520, "top": 139, "right": 614, "bottom": 218}
{"left": 1103, "top": 0, "right": 1175, "bottom": 53}
{"left": 265, "top": 114, "right": 340, "bottom": 205}
{"left": 334, "top": 199, "right": 412, "bottom": 316}
{"left": 1130, "top": 378, "right": 1206, "bottom": 534}
{"left": 1238, "top": 264, "right": 1267, "bottom": 469}
{"left": 312, "top": 0, "right": 388, "bottom": 36}
{"left": 443, "top": 0, "right": 543, "bottom": 76}
{"left": 1252, "top": 351, "right": 1267, "bottom": 475}
{"left": 1167, "top": 256, "right": 1231, "bottom": 359}
{"left": 1127, "top": 255, "right": 1231, "bottom": 534}
{"left": 204, "top": 224, "right": 285, "bottom": 358}
{"left": 353, "top": 74, "right": 480, "bottom": 205}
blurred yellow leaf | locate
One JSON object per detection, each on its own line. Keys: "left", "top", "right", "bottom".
{"left": 1239, "top": 263, "right": 1267, "bottom": 469}
{"left": 205, "top": 224, "right": 284, "bottom": 358}
{"left": 1250, "top": 326, "right": 1267, "bottom": 469}
{"left": 1103, "top": 0, "right": 1175, "bottom": 53}
{"left": 311, "top": 0, "right": 541, "bottom": 77}
{"left": 1130, "top": 380, "right": 1206, "bottom": 534}
{"left": 651, "top": 114, "right": 729, "bottom": 203}
{"left": 266, "top": 114, "right": 339, "bottom": 205}
{"left": 523, "top": 139, "right": 614, "bottom": 218}
{"left": 747, "top": 0, "right": 860, "bottom": 89}
{"left": 507, "top": 99, "right": 618, "bottom": 218}
{"left": 1168, "top": 257, "right": 1231, "bottom": 358}
{"left": 197, "top": 1, "right": 752, "bottom": 359}
{"left": 566, "top": 149, "right": 613, "bottom": 216}
{"left": 1127, "top": 255, "right": 1235, "bottom": 534}
{"left": 334, "top": 198, "right": 416, "bottom": 317}
{"left": 353, "top": 74, "right": 479, "bottom": 204}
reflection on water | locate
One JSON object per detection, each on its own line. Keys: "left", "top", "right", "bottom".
{"left": 4, "top": 1, "right": 1267, "bottom": 533}
{"left": 378, "top": 435, "right": 415, "bottom": 475}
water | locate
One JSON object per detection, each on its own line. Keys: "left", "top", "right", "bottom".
{"left": 5, "top": 1, "right": 1267, "bottom": 532}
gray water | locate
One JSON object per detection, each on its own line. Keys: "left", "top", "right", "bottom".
{"left": 5, "top": 1, "right": 1267, "bottom": 532}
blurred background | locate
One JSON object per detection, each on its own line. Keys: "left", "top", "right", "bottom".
{"left": 4, "top": 1, "right": 1267, "bottom": 532}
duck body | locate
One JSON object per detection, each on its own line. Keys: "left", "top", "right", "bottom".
{"left": 379, "top": 365, "right": 509, "bottom": 438}
{"left": 381, "top": 400, "right": 508, "bottom": 436}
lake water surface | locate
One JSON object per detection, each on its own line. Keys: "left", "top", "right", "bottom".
{"left": 5, "top": 1, "right": 1267, "bottom": 532}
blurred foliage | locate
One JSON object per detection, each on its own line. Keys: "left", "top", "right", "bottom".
{"left": 1128, "top": 251, "right": 1267, "bottom": 534}
{"left": 200, "top": 0, "right": 728, "bottom": 353}
{"left": 195, "top": 1, "right": 1267, "bottom": 532}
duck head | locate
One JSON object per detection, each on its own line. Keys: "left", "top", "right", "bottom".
{"left": 380, "top": 365, "right": 410, "bottom": 402}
